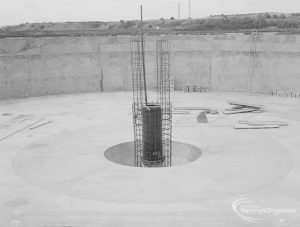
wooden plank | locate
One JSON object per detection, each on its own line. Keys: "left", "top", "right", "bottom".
{"left": 172, "top": 111, "right": 190, "bottom": 114}
{"left": 223, "top": 108, "right": 260, "bottom": 114}
{"left": 174, "top": 107, "right": 210, "bottom": 111}
{"left": 234, "top": 124, "right": 279, "bottom": 129}
{"left": 225, "top": 106, "right": 246, "bottom": 111}
{"left": 226, "top": 105, "right": 246, "bottom": 110}
{"left": 227, "top": 100, "right": 264, "bottom": 109}
{"left": 239, "top": 120, "right": 289, "bottom": 126}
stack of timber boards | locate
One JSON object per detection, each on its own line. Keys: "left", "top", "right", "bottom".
{"left": 223, "top": 100, "right": 263, "bottom": 114}
{"left": 234, "top": 120, "right": 289, "bottom": 129}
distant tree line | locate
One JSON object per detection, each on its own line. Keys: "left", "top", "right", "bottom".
{"left": 1, "top": 13, "right": 300, "bottom": 35}
{"left": 187, "top": 14, "right": 300, "bottom": 30}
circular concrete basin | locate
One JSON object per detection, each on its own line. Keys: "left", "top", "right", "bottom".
{"left": 12, "top": 125, "right": 293, "bottom": 203}
{"left": 104, "top": 141, "right": 202, "bottom": 167}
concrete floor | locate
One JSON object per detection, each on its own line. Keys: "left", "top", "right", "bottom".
{"left": 0, "top": 91, "right": 299, "bottom": 227}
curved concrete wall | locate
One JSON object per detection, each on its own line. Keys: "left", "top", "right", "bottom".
{"left": 1, "top": 34, "right": 300, "bottom": 99}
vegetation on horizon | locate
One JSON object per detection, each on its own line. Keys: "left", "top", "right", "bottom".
{"left": 1, "top": 12, "right": 300, "bottom": 37}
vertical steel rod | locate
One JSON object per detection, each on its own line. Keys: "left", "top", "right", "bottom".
{"left": 140, "top": 5, "right": 148, "bottom": 105}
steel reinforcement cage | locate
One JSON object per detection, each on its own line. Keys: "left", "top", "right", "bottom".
{"left": 130, "top": 40, "right": 145, "bottom": 167}
{"left": 156, "top": 40, "right": 172, "bottom": 167}
{"left": 130, "top": 39, "right": 172, "bottom": 167}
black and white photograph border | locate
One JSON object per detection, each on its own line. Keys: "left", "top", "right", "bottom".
{"left": 0, "top": 0, "right": 300, "bottom": 226}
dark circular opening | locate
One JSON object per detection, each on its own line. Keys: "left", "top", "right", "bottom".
{"left": 104, "top": 141, "right": 202, "bottom": 167}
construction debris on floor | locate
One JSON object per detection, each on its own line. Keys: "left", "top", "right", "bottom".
{"left": 234, "top": 124, "right": 279, "bottom": 129}
{"left": 238, "top": 120, "right": 289, "bottom": 126}
{"left": 29, "top": 121, "right": 52, "bottom": 130}
{"left": 174, "top": 107, "right": 218, "bottom": 114}
{"left": 197, "top": 112, "right": 208, "bottom": 123}
{"left": 223, "top": 100, "right": 264, "bottom": 114}
{"left": 0, "top": 118, "right": 52, "bottom": 141}
{"left": 234, "top": 120, "right": 289, "bottom": 129}
{"left": 0, "top": 118, "right": 44, "bottom": 141}
{"left": 172, "top": 110, "right": 190, "bottom": 114}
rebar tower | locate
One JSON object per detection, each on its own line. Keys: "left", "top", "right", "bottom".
{"left": 131, "top": 40, "right": 145, "bottom": 167}
{"left": 131, "top": 39, "right": 172, "bottom": 167}
{"left": 156, "top": 40, "right": 172, "bottom": 167}
{"left": 131, "top": 5, "right": 172, "bottom": 168}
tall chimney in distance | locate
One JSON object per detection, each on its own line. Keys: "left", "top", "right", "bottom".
{"left": 178, "top": 1, "right": 181, "bottom": 19}
{"left": 188, "top": 0, "right": 191, "bottom": 19}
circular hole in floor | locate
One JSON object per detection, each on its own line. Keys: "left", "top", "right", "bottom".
{"left": 104, "top": 141, "right": 202, "bottom": 167}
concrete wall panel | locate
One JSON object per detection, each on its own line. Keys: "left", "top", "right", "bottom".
{"left": 1, "top": 34, "right": 300, "bottom": 99}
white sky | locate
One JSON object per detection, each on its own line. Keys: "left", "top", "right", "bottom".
{"left": 0, "top": 0, "right": 299, "bottom": 26}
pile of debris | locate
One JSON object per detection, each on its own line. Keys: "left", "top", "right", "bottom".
{"left": 172, "top": 101, "right": 290, "bottom": 130}
{"left": 223, "top": 100, "right": 264, "bottom": 114}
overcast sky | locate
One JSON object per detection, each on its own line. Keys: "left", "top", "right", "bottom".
{"left": 0, "top": 0, "right": 299, "bottom": 26}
